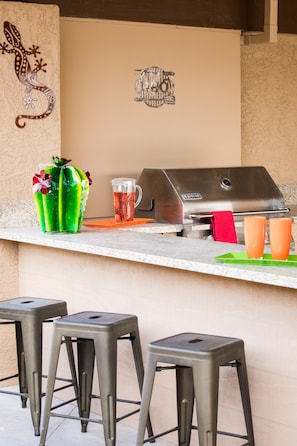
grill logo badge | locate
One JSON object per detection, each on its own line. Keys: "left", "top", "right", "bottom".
{"left": 181, "top": 193, "right": 203, "bottom": 201}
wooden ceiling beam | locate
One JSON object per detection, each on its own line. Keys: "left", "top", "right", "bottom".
{"left": 13, "top": 0, "right": 262, "bottom": 30}
{"left": 7, "top": 0, "right": 297, "bottom": 34}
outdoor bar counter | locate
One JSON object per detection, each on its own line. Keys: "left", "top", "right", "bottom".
{"left": 1, "top": 224, "right": 297, "bottom": 446}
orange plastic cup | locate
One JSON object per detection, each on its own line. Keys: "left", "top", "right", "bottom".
{"left": 244, "top": 216, "right": 266, "bottom": 259}
{"left": 269, "top": 218, "right": 292, "bottom": 261}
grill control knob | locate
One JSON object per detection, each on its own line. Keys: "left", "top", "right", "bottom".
{"left": 220, "top": 177, "right": 232, "bottom": 189}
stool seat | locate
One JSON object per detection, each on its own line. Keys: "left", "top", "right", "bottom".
{"left": 0, "top": 297, "right": 67, "bottom": 319}
{"left": 52, "top": 310, "right": 139, "bottom": 332}
{"left": 0, "top": 297, "right": 69, "bottom": 436}
{"left": 39, "top": 311, "right": 153, "bottom": 446}
{"left": 136, "top": 332, "right": 255, "bottom": 446}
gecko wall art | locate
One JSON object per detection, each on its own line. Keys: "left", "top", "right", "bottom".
{"left": 0, "top": 21, "right": 55, "bottom": 128}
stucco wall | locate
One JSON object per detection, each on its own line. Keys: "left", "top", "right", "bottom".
{"left": 0, "top": 1, "right": 60, "bottom": 228}
{"left": 241, "top": 34, "right": 297, "bottom": 185}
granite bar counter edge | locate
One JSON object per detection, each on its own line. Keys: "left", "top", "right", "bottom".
{"left": 1, "top": 224, "right": 297, "bottom": 291}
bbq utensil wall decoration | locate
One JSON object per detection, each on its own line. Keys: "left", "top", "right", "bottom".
{"left": 134, "top": 66, "right": 175, "bottom": 108}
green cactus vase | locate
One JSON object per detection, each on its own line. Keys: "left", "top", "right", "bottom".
{"left": 32, "top": 156, "right": 92, "bottom": 233}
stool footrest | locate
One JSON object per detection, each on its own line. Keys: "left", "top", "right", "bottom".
{"left": 49, "top": 396, "right": 141, "bottom": 423}
{"left": 145, "top": 425, "right": 249, "bottom": 445}
{"left": 116, "top": 408, "right": 140, "bottom": 422}
{"left": 91, "top": 394, "right": 141, "bottom": 406}
{"left": 209, "top": 428, "right": 248, "bottom": 441}
{"left": 0, "top": 374, "right": 75, "bottom": 399}
{"left": 0, "top": 388, "right": 28, "bottom": 398}
{"left": 52, "top": 382, "right": 76, "bottom": 395}
{"left": 51, "top": 397, "right": 78, "bottom": 411}
{"left": 0, "top": 373, "right": 19, "bottom": 382}
{"left": 49, "top": 407, "right": 141, "bottom": 425}
{"left": 51, "top": 411, "right": 102, "bottom": 424}
{"left": 144, "top": 426, "right": 178, "bottom": 443}
{"left": 192, "top": 425, "right": 249, "bottom": 441}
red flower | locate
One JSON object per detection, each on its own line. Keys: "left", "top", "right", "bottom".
{"left": 32, "top": 170, "right": 52, "bottom": 194}
{"left": 84, "top": 170, "right": 93, "bottom": 186}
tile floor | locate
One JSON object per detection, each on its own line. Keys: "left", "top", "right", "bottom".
{"left": 0, "top": 386, "right": 249, "bottom": 445}
{"left": 0, "top": 386, "right": 173, "bottom": 446}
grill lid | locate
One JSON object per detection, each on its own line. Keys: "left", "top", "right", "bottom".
{"left": 135, "top": 166, "right": 287, "bottom": 224}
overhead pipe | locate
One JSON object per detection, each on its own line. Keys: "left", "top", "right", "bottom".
{"left": 242, "top": 0, "right": 278, "bottom": 45}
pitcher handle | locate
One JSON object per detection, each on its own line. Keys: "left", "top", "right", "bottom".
{"left": 135, "top": 185, "right": 142, "bottom": 208}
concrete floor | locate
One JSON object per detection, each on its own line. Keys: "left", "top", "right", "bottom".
{"left": 0, "top": 386, "right": 173, "bottom": 446}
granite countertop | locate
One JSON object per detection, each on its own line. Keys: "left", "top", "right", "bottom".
{"left": 1, "top": 224, "right": 297, "bottom": 290}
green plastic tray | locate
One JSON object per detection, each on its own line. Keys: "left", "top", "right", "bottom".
{"left": 215, "top": 252, "right": 297, "bottom": 267}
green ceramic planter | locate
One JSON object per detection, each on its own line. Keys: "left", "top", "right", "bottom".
{"left": 33, "top": 156, "right": 91, "bottom": 233}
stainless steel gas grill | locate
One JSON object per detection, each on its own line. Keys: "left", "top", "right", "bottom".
{"left": 135, "top": 166, "right": 290, "bottom": 242}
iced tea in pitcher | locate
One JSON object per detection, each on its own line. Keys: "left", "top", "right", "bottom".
{"left": 113, "top": 191, "right": 136, "bottom": 222}
{"left": 111, "top": 178, "right": 142, "bottom": 223}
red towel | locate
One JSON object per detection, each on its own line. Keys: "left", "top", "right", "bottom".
{"left": 210, "top": 211, "right": 237, "bottom": 244}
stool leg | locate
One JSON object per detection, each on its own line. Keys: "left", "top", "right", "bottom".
{"left": 65, "top": 335, "right": 80, "bottom": 402}
{"left": 236, "top": 357, "right": 255, "bottom": 446}
{"left": 130, "top": 329, "right": 154, "bottom": 439}
{"left": 176, "top": 366, "right": 194, "bottom": 446}
{"left": 15, "top": 321, "right": 28, "bottom": 408}
{"left": 94, "top": 333, "right": 117, "bottom": 446}
{"left": 77, "top": 338, "right": 95, "bottom": 433}
{"left": 21, "top": 317, "right": 43, "bottom": 436}
{"left": 136, "top": 352, "right": 157, "bottom": 446}
{"left": 39, "top": 330, "right": 63, "bottom": 446}
{"left": 192, "top": 362, "right": 219, "bottom": 446}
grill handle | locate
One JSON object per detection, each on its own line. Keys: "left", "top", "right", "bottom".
{"left": 186, "top": 208, "right": 291, "bottom": 221}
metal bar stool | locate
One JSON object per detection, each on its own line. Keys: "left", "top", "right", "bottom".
{"left": 136, "top": 332, "right": 255, "bottom": 446}
{"left": 0, "top": 296, "right": 77, "bottom": 436}
{"left": 39, "top": 311, "right": 154, "bottom": 446}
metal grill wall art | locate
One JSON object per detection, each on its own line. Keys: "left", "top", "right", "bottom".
{"left": 134, "top": 66, "right": 175, "bottom": 108}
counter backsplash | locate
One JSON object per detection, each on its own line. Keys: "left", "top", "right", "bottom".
{"left": 1, "top": 184, "right": 297, "bottom": 229}
{"left": 0, "top": 200, "right": 37, "bottom": 228}
{"left": 278, "top": 184, "right": 297, "bottom": 205}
